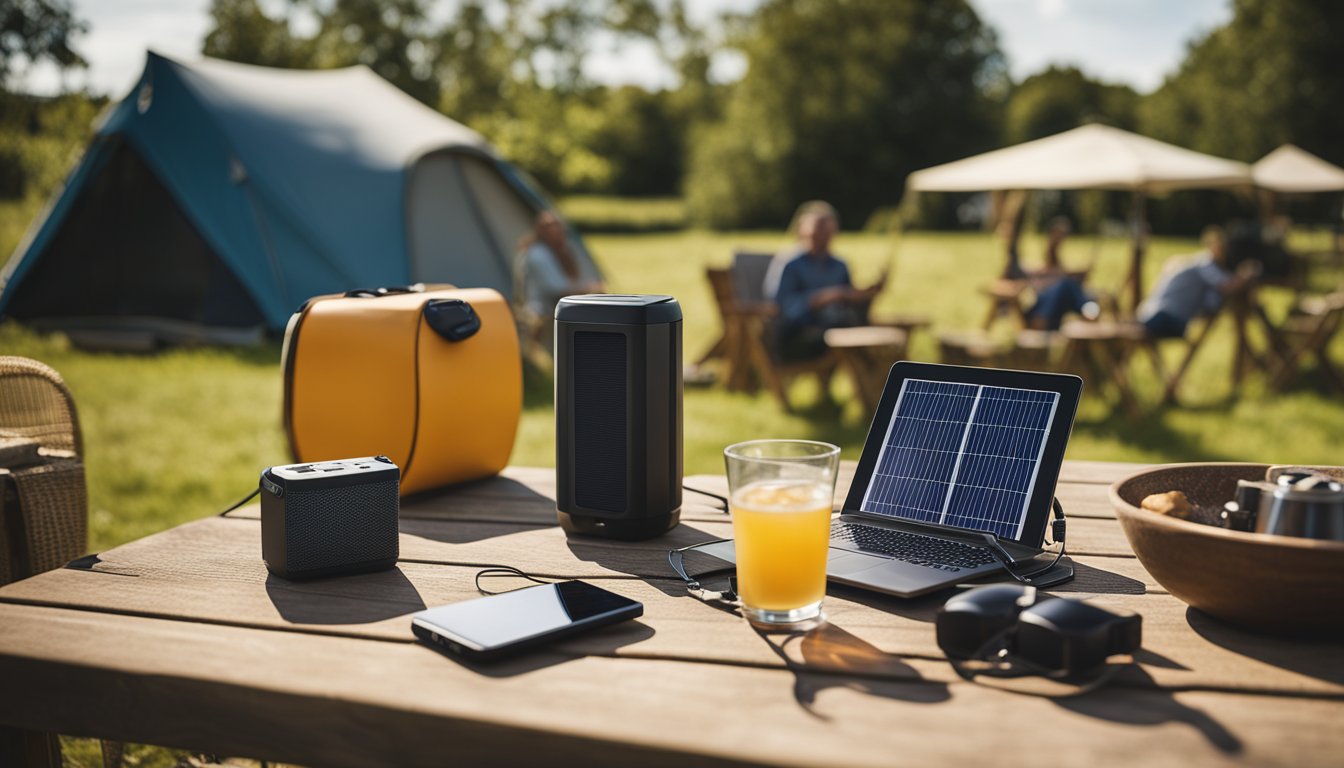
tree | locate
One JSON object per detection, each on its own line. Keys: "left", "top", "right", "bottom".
{"left": 202, "top": 0, "right": 311, "bottom": 69}
{"left": 204, "top": 0, "right": 440, "bottom": 104}
{"left": 685, "top": 0, "right": 1007, "bottom": 230}
{"left": 1140, "top": 0, "right": 1344, "bottom": 166}
{"left": 1004, "top": 66, "right": 1138, "bottom": 144}
{"left": 0, "top": 0, "right": 86, "bottom": 85}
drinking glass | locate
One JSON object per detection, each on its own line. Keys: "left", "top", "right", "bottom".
{"left": 724, "top": 439, "right": 840, "bottom": 628}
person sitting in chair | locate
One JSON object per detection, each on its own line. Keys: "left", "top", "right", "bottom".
{"left": 1023, "top": 217, "right": 1099, "bottom": 331}
{"left": 765, "top": 201, "right": 886, "bottom": 361}
{"left": 1137, "top": 226, "right": 1259, "bottom": 338}
{"left": 515, "top": 211, "right": 604, "bottom": 355}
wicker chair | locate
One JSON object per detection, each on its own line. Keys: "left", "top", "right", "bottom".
{"left": 0, "top": 357, "right": 88, "bottom": 584}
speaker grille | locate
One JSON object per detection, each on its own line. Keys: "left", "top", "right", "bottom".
{"left": 284, "top": 479, "right": 400, "bottom": 571}
{"left": 574, "top": 331, "right": 627, "bottom": 512}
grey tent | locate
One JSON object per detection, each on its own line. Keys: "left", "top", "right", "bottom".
{"left": 0, "top": 51, "right": 598, "bottom": 343}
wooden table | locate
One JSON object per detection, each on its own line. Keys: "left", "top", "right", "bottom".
{"left": 1, "top": 462, "right": 1341, "bottom": 767}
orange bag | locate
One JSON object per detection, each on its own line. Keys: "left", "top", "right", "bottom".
{"left": 282, "top": 285, "right": 521, "bottom": 495}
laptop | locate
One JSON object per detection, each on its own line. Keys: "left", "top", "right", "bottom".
{"left": 702, "top": 361, "right": 1082, "bottom": 598}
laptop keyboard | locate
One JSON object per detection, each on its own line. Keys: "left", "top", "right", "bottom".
{"left": 831, "top": 522, "right": 996, "bottom": 572}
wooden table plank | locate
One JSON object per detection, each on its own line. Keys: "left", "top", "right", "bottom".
{"left": 1, "top": 604, "right": 1340, "bottom": 768}
{"left": 3, "top": 518, "right": 1339, "bottom": 697}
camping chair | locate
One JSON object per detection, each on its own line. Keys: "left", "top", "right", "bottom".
{"left": 511, "top": 248, "right": 555, "bottom": 369}
{"left": 700, "top": 267, "right": 759, "bottom": 390}
{"left": 0, "top": 357, "right": 115, "bottom": 768}
{"left": 981, "top": 279, "right": 1030, "bottom": 330}
{"left": 1058, "top": 321, "right": 1151, "bottom": 417}
{"left": 1269, "top": 290, "right": 1344, "bottom": 393}
{"left": 702, "top": 256, "right": 837, "bottom": 411}
{"left": 731, "top": 250, "right": 846, "bottom": 411}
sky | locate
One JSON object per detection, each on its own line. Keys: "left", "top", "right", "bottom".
{"left": 12, "top": 0, "right": 1233, "bottom": 98}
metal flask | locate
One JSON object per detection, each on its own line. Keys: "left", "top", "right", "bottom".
{"left": 1224, "top": 472, "right": 1344, "bottom": 541}
{"left": 1257, "top": 473, "right": 1344, "bottom": 541}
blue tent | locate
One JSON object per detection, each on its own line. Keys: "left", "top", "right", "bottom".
{"left": 0, "top": 51, "right": 597, "bottom": 343}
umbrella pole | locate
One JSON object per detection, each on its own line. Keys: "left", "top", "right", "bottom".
{"left": 1128, "top": 191, "right": 1147, "bottom": 313}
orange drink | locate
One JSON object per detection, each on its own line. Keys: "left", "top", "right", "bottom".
{"left": 724, "top": 440, "right": 839, "bottom": 628}
{"left": 730, "top": 480, "right": 833, "bottom": 612}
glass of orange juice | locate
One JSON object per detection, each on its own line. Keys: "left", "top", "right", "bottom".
{"left": 725, "top": 439, "right": 840, "bottom": 629}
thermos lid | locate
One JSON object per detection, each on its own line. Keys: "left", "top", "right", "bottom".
{"left": 555, "top": 294, "right": 682, "bottom": 325}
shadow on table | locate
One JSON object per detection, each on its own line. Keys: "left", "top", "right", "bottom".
{"left": 1035, "top": 559, "right": 1147, "bottom": 596}
{"left": 755, "top": 623, "right": 950, "bottom": 719}
{"left": 1056, "top": 666, "right": 1243, "bottom": 755}
{"left": 266, "top": 567, "right": 426, "bottom": 625}
{"left": 827, "top": 582, "right": 946, "bottom": 623}
{"left": 564, "top": 523, "right": 728, "bottom": 595}
{"left": 399, "top": 517, "right": 554, "bottom": 546}
{"left": 1185, "top": 607, "right": 1344, "bottom": 686}
{"left": 404, "top": 473, "right": 554, "bottom": 510}
{"left": 419, "top": 620, "right": 658, "bottom": 678}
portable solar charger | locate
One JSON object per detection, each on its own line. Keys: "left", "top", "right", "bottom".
{"left": 260, "top": 456, "right": 400, "bottom": 580}
{"left": 554, "top": 295, "right": 683, "bottom": 540}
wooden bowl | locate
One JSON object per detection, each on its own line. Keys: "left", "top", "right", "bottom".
{"left": 1110, "top": 463, "right": 1344, "bottom": 636}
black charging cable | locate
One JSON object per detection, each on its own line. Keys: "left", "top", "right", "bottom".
{"left": 216, "top": 488, "right": 260, "bottom": 517}
{"left": 473, "top": 565, "right": 561, "bottom": 594}
{"left": 984, "top": 498, "right": 1070, "bottom": 586}
{"left": 682, "top": 484, "right": 728, "bottom": 511}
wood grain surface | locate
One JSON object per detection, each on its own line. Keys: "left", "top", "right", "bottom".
{"left": 0, "top": 461, "right": 1339, "bottom": 768}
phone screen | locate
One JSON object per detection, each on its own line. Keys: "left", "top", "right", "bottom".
{"left": 411, "top": 581, "right": 640, "bottom": 653}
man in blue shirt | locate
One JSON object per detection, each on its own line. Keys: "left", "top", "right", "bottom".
{"left": 1137, "top": 226, "right": 1258, "bottom": 338}
{"left": 765, "top": 202, "right": 885, "bottom": 360}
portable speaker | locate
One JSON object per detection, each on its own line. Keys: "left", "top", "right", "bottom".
{"left": 260, "top": 456, "right": 400, "bottom": 580}
{"left": 555, "top": 295, "right": 682, "bottom": 540}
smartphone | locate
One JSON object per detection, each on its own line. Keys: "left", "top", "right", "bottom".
{"left": 410, "top": 581, "right": 643, "bottom": 661}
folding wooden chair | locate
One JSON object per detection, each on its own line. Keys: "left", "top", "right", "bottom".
{"left": 701, "top": 255, "right": 837, "bottom": 412}
{"left": 1269, "top": 291, "right": 1344, "bottom": 392}
{"left": 980, "top": 279, "right": 1029, "bottom": 330}
{"left": 700, "top": 267, "right": 755, "bottom": 391}
{"left": 1058, "top": 321, "right": 1147, "bottom": 417}
{"left": 742, "top": 312, "right": 838, "bottom": 413}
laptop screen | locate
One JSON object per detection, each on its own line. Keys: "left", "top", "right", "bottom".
{"left": 858, "top": 378, "right": 1060, "bottom": 541}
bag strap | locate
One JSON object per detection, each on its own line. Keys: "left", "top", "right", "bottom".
{"left": 343, "top": 284, "right": 427, "bottom": 298}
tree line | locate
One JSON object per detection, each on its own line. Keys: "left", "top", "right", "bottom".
{"left": 4, "top": 0, "right": 1343, "bottom": 232}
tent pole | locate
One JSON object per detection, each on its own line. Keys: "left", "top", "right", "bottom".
{"left": 1129, "top": 190, "right": 1147, "bottom": 313}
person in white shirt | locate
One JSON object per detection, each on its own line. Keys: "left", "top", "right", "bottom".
{"left": 1137, "top": 226, "right": 1258, "bottom": 338}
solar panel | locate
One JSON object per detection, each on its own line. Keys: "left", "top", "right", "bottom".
{"left": 859, "top": 378, "right": 1060, "bottom": 540}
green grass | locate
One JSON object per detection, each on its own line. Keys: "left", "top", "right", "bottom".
{"left": 5, "top": 227, "right": 1342, "bottom": 554}
{"left": 557, "top": 195, "right": 687, "bottom": 232}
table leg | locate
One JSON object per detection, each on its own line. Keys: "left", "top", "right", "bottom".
{"left": 1095, "top": 339, "right": 1141, "bottom": 418}
{"left": 0, "top": 726, "right": 61, "bottom": 768}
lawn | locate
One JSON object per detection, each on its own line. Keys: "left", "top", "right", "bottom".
{"left": 3, "top": 226, "right": 1343, "bottom": 554}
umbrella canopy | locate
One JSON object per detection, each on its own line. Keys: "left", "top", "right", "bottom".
{"left": 907, "top": 124, "right": 1251, "bottom": 194}
{"left": 1252, "top": 144, "right": 1344, "bottom": 193}
{"left": 907, "top": 124, "right": 1252, "bottom": 312}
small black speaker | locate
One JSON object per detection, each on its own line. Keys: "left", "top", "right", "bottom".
{"left": 555, "top": 294, "right": 682, "bottom": 540}
{"left": 259, "top": 456, "right": 400, "bottom": 580}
